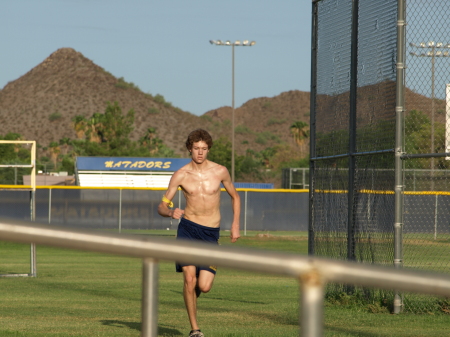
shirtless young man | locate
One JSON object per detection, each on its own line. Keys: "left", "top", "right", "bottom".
{"left": 157, "top": 129, "right": 241, "bottom": 337}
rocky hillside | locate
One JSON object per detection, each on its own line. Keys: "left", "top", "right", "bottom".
{"left": 0, "top": 48, "right": 310, "bottom": 157}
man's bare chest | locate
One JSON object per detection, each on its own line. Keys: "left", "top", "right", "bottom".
{"left": 181, "top": 173, "right": 221, "bottom": 196}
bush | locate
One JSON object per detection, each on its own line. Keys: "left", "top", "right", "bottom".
{"left": 49, "top": 112, "right": 62, "bottom": 121}
{"left": 200, "top": 115, "right": 212, "bottom": 122}
{"left": 154, "top": 94, "right": 166, "bottom": 105}
{"left": 266, "top": 118, "right": 286, "bottom": 126}
{"left": 148, "top": 107, "right": 160, "bottom": 114}
{"left": 255, "top": 131, "right": 281, "bottom": 145}
{"left": 235, "top": 125, "right": 253, "bottom": 134}
{"left": 115, "top": 77, "right": 140, "bottom": 90}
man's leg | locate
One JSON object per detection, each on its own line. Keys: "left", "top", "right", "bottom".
{"left": 197, "top": 269, "right": 215, "bottom": 295}
{"left": 182, "top": 266, "right": 200, "bottom": 331}
{"left": 182, "top": 267, "right": 216, "bottom": 331}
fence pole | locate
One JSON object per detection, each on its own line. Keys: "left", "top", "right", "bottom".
{"left": 434, "top": 194, "right": 438, "bottom": 240}
{"left": 30, "top": 190, "right": 36, "bottom": 277}
{"left": 300, "top": 270, "right": 324, "bottom": 337}
{"left": 393, "top": 0, "right": 406, "bottom": 314}
{"left": 119, "top": 189, "right": 122, "bottom": 233}
{"left": 48, "top": 188, "right": 52, "bottom": 224}
{"left": 244, "top": 191, "right": 247, "bottom": 236}
{"left": 347, "top": 0, "right": 359, "bottom": 263}
{"left": 141, "top": 258, "right": 159, "bottom": 337}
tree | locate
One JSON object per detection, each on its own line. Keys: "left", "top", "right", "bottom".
{"left": 48, "top": 141, "right": 61, "bottom": 169}
{"left": 59, "top": 137, "right": 72, "bottom": 155}
{"left": 290, "top": 121, "right": 309, "bottom": 157}
{"left": 207, "top": 137, "right": 243, "bottom": 177}
{"left": 72, "top": 115, "right": 88, "bottom": 139}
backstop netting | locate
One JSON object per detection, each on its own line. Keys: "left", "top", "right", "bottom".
{"left": 312, "top": 0, "right": 450, "bottom": 313}
{"left": 311, "top": 0, "right": 397, "bottom": 305}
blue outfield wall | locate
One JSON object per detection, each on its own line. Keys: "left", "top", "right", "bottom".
{"left": 0, "top": 188, "right": 308, "bottom": 232}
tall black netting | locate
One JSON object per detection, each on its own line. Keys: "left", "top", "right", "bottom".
{"left": 312, "top": 0, "right": 397, "bottom": 303}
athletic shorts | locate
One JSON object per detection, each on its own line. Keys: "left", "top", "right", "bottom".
{"left": 175, "top": 217, "right": 220, "bottom": 275}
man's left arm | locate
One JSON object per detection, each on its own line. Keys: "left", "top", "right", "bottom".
{"left": 221, "top": 169, "right": 241, "bottom": 243}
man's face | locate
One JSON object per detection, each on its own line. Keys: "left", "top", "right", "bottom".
{"left": 191, "top": 140, "right": 209, "bottom": 164}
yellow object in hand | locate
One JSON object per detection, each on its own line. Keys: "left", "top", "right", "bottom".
{"left": 161, "top": 196, "right": 174, "bottom": 208}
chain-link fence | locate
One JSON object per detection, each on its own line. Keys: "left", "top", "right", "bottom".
{"left": 311, "top": 0, "right": 450, "bottom": 313}
{"left": 403, "top": 0, "right": 450, "bottom": 313}
{"left": 0, "top": 187, "right": 309, "bottom": 232}
{"left": 311, "top": 0, "right": 397, "bottom": 307}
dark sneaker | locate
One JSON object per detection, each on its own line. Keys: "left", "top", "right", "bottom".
{"left": 189, "top": 329, "right": 204, "bottom": 337}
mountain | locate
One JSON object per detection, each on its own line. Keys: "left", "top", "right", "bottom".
{"left": 0, "top": 48, "right": 310, "bottom": 157}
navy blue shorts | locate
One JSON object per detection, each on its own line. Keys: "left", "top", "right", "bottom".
{"left": 175, "top": 217, "right": 220, "bottom": 275}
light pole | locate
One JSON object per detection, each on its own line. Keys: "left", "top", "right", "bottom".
{"left": 410, "top": 41, "right": 450, "bottom": 173}
{"left": 210, "top": 39, "right": 256, "bottom": 182}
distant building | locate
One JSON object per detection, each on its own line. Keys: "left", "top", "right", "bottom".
{"left": 75, "top": 156, "right": 191, "bottom": 188}
{"left": 23, "top": 172, "right": 75, "bottom": 186}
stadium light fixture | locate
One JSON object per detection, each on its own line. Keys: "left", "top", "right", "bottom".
{"left": 210, "top": 39, "right": 256, "bottom": 182}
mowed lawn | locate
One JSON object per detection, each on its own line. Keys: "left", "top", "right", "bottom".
{"left": 1, "top": 231, "right": 449, "bottom": 337}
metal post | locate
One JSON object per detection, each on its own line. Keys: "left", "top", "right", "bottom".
{"left": 303, "top": 168, "right": 306, "bottom": 189}
{"left": 290, "top": 168, "right": 293, "bottom": 189}
{"left": 431, "top": 47, "right": 435, "bottom": 163}
{"left": 393, "top": 0, "right": 406, "bottom": 314}
{"left": 300, "top": 270, "right": 324, "bottom": 337}
{"left": 119, "top": 189, "right": 122, "bottom": 233}
{"left": 231, "top": 44, "right": 235, "bottom": 183}
{"left": 431, "top": 47, "right": 436, "bottom": 191}
{"left": 347, "top": 0, "right": 359, "bottom": 263}
{"left": 30, "top": 190, "right": 37, "bottom": 277}
{"left": 308, "top": 0, "right": 318, "bottom": 256}
{"left": 434, "top": 194, "right": 438, "bottom": 240}
{"left": 244, "top": 191, "right": 247, "bottom": 236}
{"left": 141, "top": 258, "right": 159, "bottom": 337}
{"left": 48, "top": 188, "right": 52, "bottom": 224}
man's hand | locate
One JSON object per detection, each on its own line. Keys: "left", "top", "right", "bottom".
{"left": 170, "top": 208, "right": 185, "bottom": 219}
{"left": 230, "top": 225, "right": 240, "bottom": 243}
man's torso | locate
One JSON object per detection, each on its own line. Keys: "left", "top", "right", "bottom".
{"left": 178, "top": 161, "right": 223, "bottom": 228}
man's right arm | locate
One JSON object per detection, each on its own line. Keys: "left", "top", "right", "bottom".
{"left": 157, "top": 171, "right": 185, "bottom": 219}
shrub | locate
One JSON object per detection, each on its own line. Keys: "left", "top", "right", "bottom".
{"left": 49, "top": 112, "right": 62, "bottom": 121}
{"left": 235, "top": 125, "right": 253, "bottom": 134}
{"left": 154, "top": 94, "right": 166, "bottom": 105}
{"left": 266, "top": 118, "right": 286, "bottom": 126}
{"left": 148, "top": 107, "right": 160, "bottom": 114}
{"left": 115, "top": 77, "right": 140, "bottom": 91}
{"left": 200, "top": 115, "right": 212, "bottom": 122}
{"left": 255, "top": 131, "right": 281, "bottom": 145}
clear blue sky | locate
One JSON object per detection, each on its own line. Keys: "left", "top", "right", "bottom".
{"left": 0, "top": 0, "right": 311, "bottom": 116}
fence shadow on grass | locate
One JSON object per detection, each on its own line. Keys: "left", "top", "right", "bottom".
{"left": 100, "top": 320, "right": 182, "bottom": 336}
{"left": 326, "top": 326, "right": 383, "bottom": 337}
{"left": 170, "top": 290, "right": 267, "bottom": 304}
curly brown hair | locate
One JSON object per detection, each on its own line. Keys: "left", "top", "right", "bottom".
{"left": 185, "top": 129, "right": 213, "bottom": 151}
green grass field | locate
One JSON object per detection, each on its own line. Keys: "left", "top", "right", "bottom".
{"left": 1, "top": 231, "right": 450, "bottom": 336}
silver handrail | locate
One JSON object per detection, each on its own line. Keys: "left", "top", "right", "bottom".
{"left": 2, "top": 218, "right": 450, "bottom": 336}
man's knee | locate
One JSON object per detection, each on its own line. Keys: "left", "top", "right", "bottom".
{"left": 182, "top": 267, "right": 198, "bottom": 290}
{"left": 198, "top": 283, "right": 212, "bottom": 293}
{"left": 184, "top": 274, "right": 197, "bottom": 287}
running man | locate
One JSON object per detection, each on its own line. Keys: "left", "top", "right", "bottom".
{"left": 157, "top": 129, "right": 241, "bottom": 337}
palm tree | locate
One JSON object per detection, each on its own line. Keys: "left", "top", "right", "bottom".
{"left": 72, "top": 116, "right": 88, "bottom": 139}
{"left": 59, "top": 137, "right": 72, "bottom": 155}
{"left": 48, "top": 141, "right": 61, "bottom": 170}
{"left": 290, "top": 121, "right": 309, "bottom": 157}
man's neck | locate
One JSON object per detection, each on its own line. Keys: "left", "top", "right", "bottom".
{"left": 190, "top": 159, "right": 209, "bottom": 171}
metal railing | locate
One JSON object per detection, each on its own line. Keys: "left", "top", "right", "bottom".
{"left": 2, "top": 218, "right": 450, "bottom": 336}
